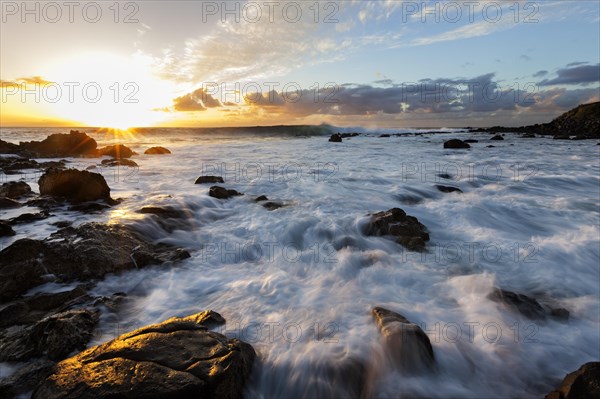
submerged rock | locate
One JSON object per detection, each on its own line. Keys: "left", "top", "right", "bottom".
{"left": 0, "top": 222, "right": 190, "bottom": 302}
{"left": 195, "top": 175, "right": 224, "bottom": 184}
{"left": 435, "top": 185, "right": 463, "bottom": 194}
{"left": 487, "top": 288, "right": 569, "bottom": 321}
{"left": 546, "top": 362, "right": 600, "bottom": 399}
{"left": 38, "top": 169, "right": 112, "bottom": 204}
{"left": 365, "top": 208, "right": 430, "bottom": 252}
{"left": 443, "top": 139, "right": 470, "bottom": 149}
{"left": 255, "top": 195, "right": 268, "bottom": 202}
{"left": 209, "top": 186, "right": 243, "bottom": 200}
{"left": 263, "top": 202, "right": 284, "bottom": 210}
{"left": 97, "top": 144, "right": 135, "bottom": 159}
{"left": 33, "top": 311, "right": 256, "bottom": 399}
{"left": 145, "top": 146, "right": 171, "bottom": 154}
{"left": 0, "top": 181, "right": 32, "bottom": 199}
{"left": 372, "top": 307, "right": 435, "bottom": 373}
{"left": 138, "top": 206, "right": 188, "bottom": 219}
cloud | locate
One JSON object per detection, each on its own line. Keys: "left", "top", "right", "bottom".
{"left": 0, "top": 76, "right": 53, "bottom": 89}
{"left": 539, "top": 63, "right": 600, "bottom": 86}
{"left": 172, "top": 88, "right": 222, "bottom": 112}
{"left": 533, "top": 70, "right": 548, "bottom": 78}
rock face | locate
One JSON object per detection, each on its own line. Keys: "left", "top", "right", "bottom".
{"left": 33, "top": 311, "right": 256, "bottom": 399}
{"left": 329, "top": 133, "right": 343, "bottom": 143}
{"left": 38, "top": 169, "right": 112, "bottom": 203}
{"left": 487, "top": 288, "right": 569, "bottom": 321}
{"left": 546, "top": 362, "right": 600, "bottom": 399}
{"left": 491, "top": 135, "right": 504, "bottom": 141}
{"left": 443, "top": 139, "right": 471, "bottom": 149}
{"left": 19, "top": 131, "right": 97, "bottom": 157}
{"left": 97, "top": 144, "right": 135, "bottom": 159}
{"left": 0, "top": 181, "right": 32, "bottom": 199}
{"left": 195, "top": 175, "right": 225, "bottom": 184}
{"left": 145, "top": 146, "right": 172, "bottom": 154}
{"left": 209, "top": 186, "right": 243, "bottom": 200}
{"left": 372, "top": 307, "right": 435, "bottom": 373}
{"left": 0, "top": 222, "right": 190, "bottom": 302}
{"left": 365, "top": 208, "right": 430, "bottom": 252}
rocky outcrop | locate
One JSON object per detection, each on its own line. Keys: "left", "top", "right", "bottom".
{"left": 145, "top": 146, "right": 172, "bottom": 154}
{"left": 0, "top": 181, "right": 32, "bottom": 199}
{"left": 33, "top": 311, "right": 256, "bottom": 399}
{"left": 19, "top": 131, "right": 97, "bottom": 157}
{"left": 209, "top": 186, "right": 243, "bottom": 200}
{"left": 372, "top": 307, "right": 435, "bottom": 373}
{"left": 0, "top": 222, "right": 190, "bottom": 302}
{"left": 490, "top": 135, "right": 504, "bottom": 141}
{"left": 546, "top": 362, "right": 600, "bottom": 399}
{"left": 487, "top": 288, "right": 570, "bottom": 321}
{"left": 195, "top": 175, "right": 224, "bottom": 184}
{"left": 38, "top": 169, "right": 112, "bottom": 203}
{"left": 97, "top": 144, "right": 135, "bottom": 159}
{"left": 329, "top": 134, "right": 343, "bottom": 143}
{"left": 364, "top": 208, "right": 430, "bottom": 252}
{"left": 443, "top": 139, "right": 471, "bottom": 149}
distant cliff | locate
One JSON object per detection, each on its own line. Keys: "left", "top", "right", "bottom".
{"left": 473, "top": 102, "right": 600, "bottom": 139}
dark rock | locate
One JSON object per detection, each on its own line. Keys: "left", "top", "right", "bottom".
{"left": 443, "top": 139, "right": 470, "bottom": 149}
{"left": 68, "top": 202, "right": 111, "bottom": 213}
{"left": 0, "top": 221, "right": 15, "bottom": 237}
{"left": 491, "top": 135, "right": 504, "bottom": 141}
{"left": 522, "top": 133, "right": 536, "bottom": 138}
{"left": 195, "top": 175, "right": 224, "bottom": 184}
{"left": 487, "top": 288, "right": 569, "bottom": 321}
{"left": 209, "top": 186, "right": 243, "bottom": 200}
{"left": 365, "top": 208, "right": 430, "bottom": 252}
{"left": 329, "top": 134, "right": 343, "bottom": 143}
{"left": 100, "top": 158, "right": 138, "bottom": 167}
{"left": 0, "top": 309, "right": 99, "bottom": 362}
{"left": 380, "top": 134, "right": 391, "bottom": 138}
{"left": 97, "top": 144, "right": 134, "bottom": 159}
{"left": 554, "top": 135, "right": 572, "bottom": 140}
{"left": 255, "top": 195, "right": 268, "bottom": 202}
{"left": 263, "top": 202, "right": 284, "bottom": 210}
{"left": 0, "top": 181, "right": 32, "bottom": 199}
{"left": 33, "top": 311, "right": 256, "bottom": 399}
{"left": 138, "top": 206, "right": 187, "bottom": 219}
{"left": 39, "top": 169, "right": 112, "bottom": 204}
{"left": 0, "top": 222, "right": 190, "bottom": 302}
{"left": 19, "top": 131, "right": 97, "bottom": 157}
{"left": 546, "top": 362, "right": 600, "bottom": 399}
{"left": 0, "top": 197, "right": 21, "bottom": 209}
{"left": 464, "top": 139, "right": 479, "bottom": 143}
{"left": 0, "top": 139, "right": 21, "bottom": 154}
{"left": 437, "top": 173, "right": 453, "bottom": 180}
{"left": 25, "top": 196, "right": 63, "bottom": 210}
{"left": 0, "top": 358, "right": 55, "bottom": 399}
{"left": 9, "top": 210, "right": 50, "bottom": 224}
{"left": 51, "top": 221, "right": 72, "bottom": 229}
{"left": 144, "top": 146, "right": 171, "bottom": 155}
{"left": 372, "top": 307, "right": 435, "bottom": 373}
{"left": 486, "top": 145, "right": 496, "bottom": 148}
{"left": 435, "top": 185, "right": 463, "bottom": 194}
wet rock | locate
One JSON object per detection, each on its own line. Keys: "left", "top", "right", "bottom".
{"left": 435, "top": 185, "right": 463, "bottom": 194}
{"left": 546, "top": 362, "right": 600, "bottom": 399}
{"left": 329, "top": 133, "right": 343, "bottom": 143}
{"left": 522, "top": 133, "right": 536, "bottom": 138}
{"left": 491, "top": 135, "right": 504, "bottom": 141}
{"left": 19, "top": 131, "right": 97, "bottom": 157}
{"left": 33, "top": 311, "right": 256, "bottom": 399}
{"left": 365, "top": 208, "right": 430, "bottom": 252}
{"left": 9, "top": 210, "right": 50, "bottom": 224}
{"left": 209, "top": 186, "right": 243, "bottom": 200}
{"left": 263, "top": 202, "right": 284, "bottom": 210}
{"left": 443, "top": 139, "right": 470, "bottom": 149}
{"left": 100, "top": 158, "right": 138, "bottom": 167}
{"left": 554, "top": 135, "right": 572, "bottom": 140}
{"left": 0, "top": 221, "right": 15, "bottom": 237}
{"left": 0, "top": 309, "right": 99, "bottom": 362}
{"left": 372, "top": 307, "right": 435, "bottom": 373}
{"left": 380, "top": 134, "right": 391, "bottom": 138}
{"left": 0, "top": 222, "right": 190, "bottom": 302}
{"left": 487, "top": 288, "right": 569, "bottom": 321}
{"left": 195, "top": 175, "right": 224, "bottom": 184}
{"left": 68, "top": 202, "right": 111, "bottom": 213}
{"left": 138, "top": 206, "right": 187, "bottom": 219}
{"left": 486, "top": 145, "right": 496, "bottom": 148}
{"left": 437, "top": 173, "right": 453, "bottom": 180}
{"left": 0, "top": 139, "right": 21, "bottom": 154}
{"left": 255, "top": 195, "right": 268, "bottom": 202}
{"left": 0, "top": 181, "right": 32, "bottom": 199}
{"left": 25, "top": 196, "right": 63, "bottom": 210}
{"left": 51, "top": 221, "right": 72, "bottom": 229}
{"left": 464, "top": 139, "right": 479, "bottom": 143}
{"left": 97, "top": 144, "right": 135, "bottom": 159}
{"left": 0, "top": 197, "right": 21, "bottom": 209}
{"left": 39, "top": 169, "right": 112, "bottom": 204}
{"left": 145, "top": 146, "right": 171, "bottom": 155}
{"left": 0, "top": 358, "right": 55, "bottom": 399}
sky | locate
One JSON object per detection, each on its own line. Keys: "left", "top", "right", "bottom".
{"left": 1, "top": 0, "right": 599, "bottom": 128}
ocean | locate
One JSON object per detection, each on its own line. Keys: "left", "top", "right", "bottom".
{"left": 1, "top": 127, "right": 599, "bottom": 398}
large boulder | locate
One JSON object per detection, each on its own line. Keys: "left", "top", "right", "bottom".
{"left": 372, "top": 307, "right": 435, "bottom": 373}
{"left": 0, "top": 181, "right": 32, "bottom": 199}
{"left": 38, "top": 169, "right": 112, "bottom": 203}
{"left": 19, "top": 131, "right": 97, "bottom": 157}
{"left": 33, "top": 311, "right": 256, "bottom": 399}
{"left": 0, "top": 222, "right": 190, "bottom": 302}
{"left": 209, "top": 186, "right": 243, "bottom": 199}
{"left": 97, "top": 144, "right": 135, "bottom": 159}
{"left": 443, "top": 139, "right": 471, "bottom": 149}
{"left": 546, "top": 362, "right": 600, "bottom": 399}
{"left": 364, "top": 208, "right": 430, "bottom": 252}
{"left": 195, "top": 175, "right": 225, "bottom": 184}
{"left": 145, "top": 146, "right": 171, "bottom": 155}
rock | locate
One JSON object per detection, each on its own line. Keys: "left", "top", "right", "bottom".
{"left": 546, "top": 362, "right": 600, "bottom": 399}
{"left": 0, "top": 181, "right": 32, "bottom": 199}
{"left": 33, "top": 311, "right": 256, "bottom": 399}
{"left": 263, "top": 202, "right": 284, "bottom": 210}
{"left": 0, "top": 358, "right": 55, "bottom": 399}
{"left": 68, "top": 203, "right": 111, "bottom": 213}
{"left": 19, "top": 131, "right": 97, "bottom": 157}
{"left": 486, "top": 145, "right": 496, "bottom": 148}
{"left": 145, "top": 146, "right": 171, "bottom": 155}
{"left": 0, "top": 222, "right": 190, "bottom": 302}
{"left": 522, "top": 133, "right": 536, "bottom": 138}
{"left": 9, "top": 210, "right": 50, "bottom": 224}
{"left": 138, "top": 206, "right": 187, "bottom": 219}
{"left": 195, "top": 175, "right": 224, "bottom": 184}
{"left": 209, "top": 186, "right": 243, "bottom": 200}
{"left": 464, "top": 139, "right": 479, "bottom": 143}
{"left": 443, "top": 139, "right": 470, "bottom": 149}
{"left": 364, "top": 208, "right": 430, "bottom": 252}
{"left": 0, "top": 309, "right": 99, "bottom": 362}
{"left": 487, "top": 288, "right": 569, "bottom": 321}
{"left": 255, "top": 195, "right": 268, "bottom": 202}
{"left": 0, "top": 197, "right": 21, "bottom": 209}
{"left": 100, "top": 158, "right": 138, "bottom": 167}
{"left": 0, "top": 139, "right": 21, "bottom": 154}
{"left": 437, "top": 173, "right": 453, "bottom": 180}
{"left": 380, "top": 134, "right": 391, "bottom": 138}
{"left": 329, "top": 134, "right": 343, "bottom": 143}
{"left": 39, "top": 169, "right": 112, "bottom": 204}
{"left": 0, "top": 221, "right": 15, "bottom": 237}
{"left": 435, "top": 185, "right": 463, "bottom": 194}
{"left": 554, "top": 135, "right": 572, "bottom": 140}
{"left": 372, "top": 307, "right": 435, "bottom": 373}
{"left": 491, "top": 135, "right": 504, "bottom": 141}
{"left": 97, "top": 144, "right": 134, "bottom": 159}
